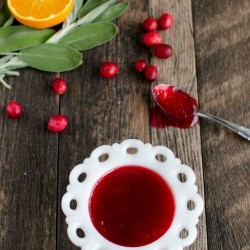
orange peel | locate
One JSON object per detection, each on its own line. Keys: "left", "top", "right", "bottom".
{"left": 7, "top": 0, "right": 74, "bottom": 29}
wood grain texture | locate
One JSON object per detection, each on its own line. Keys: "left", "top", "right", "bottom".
{"left": 1, "top": 1, "right": 249, "bottom": 250}
{"left": 58, "top": 1, "right": 151, "bottom": 249}
{"left": 0, "top": 70, "right": 58, "bottom": 249}
{"left": 149, "top": 0, "right": 207, "bottom": 249}
{"left": 192, "top": 0, "right": 250, "bottom": 249}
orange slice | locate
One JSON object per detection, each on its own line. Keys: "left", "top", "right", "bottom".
{"left": 7, "top": 0, "right": 74, "bottom": 29}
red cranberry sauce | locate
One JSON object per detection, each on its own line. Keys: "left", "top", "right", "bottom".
{"left": 89, "top": 166, "right": 175, "bottom": 247}
{"left": 152, "top": 84, "right": 199, "bottom": 128}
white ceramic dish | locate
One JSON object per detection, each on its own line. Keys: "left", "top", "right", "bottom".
{"left": 62, "top": 139, "right": 204, "bottom": 250}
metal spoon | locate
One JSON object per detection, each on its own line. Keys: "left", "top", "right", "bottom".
{"left": 197, "top": 110, "right": 250, "bottom": 141}
{"left": 151, "top": 84, "right": 250, "bottom": 141}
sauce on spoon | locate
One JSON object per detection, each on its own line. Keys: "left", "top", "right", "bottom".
{"left": 151, "top": 84, "right": 199, "bottom": 128}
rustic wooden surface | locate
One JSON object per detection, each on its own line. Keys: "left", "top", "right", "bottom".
{"left": 192, "top": 0, "right": 250, "bottom": 249}
{"left": 0, "top": 0, "right": 249, "bottom": 250}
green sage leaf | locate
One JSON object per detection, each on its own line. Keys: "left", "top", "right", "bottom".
{"left": 20, "top": 44, "right": 83, "bottom": 72}
{"left": 58, "top": 22, "right": 117, "bottom": 50}
{"left": 77, "top": 0, "right": 115, "bottom": 24}
{"left": 78, "top": 0, "right": 108, "bottom": 19}
{"left": 94, "top": 2, "right": 130, "bottom": 22}
{"left": 0, "top": 26, "right": 56, "bottom": 53}
{"left": 64, "top": 0, "right": 84, "bottom": 26}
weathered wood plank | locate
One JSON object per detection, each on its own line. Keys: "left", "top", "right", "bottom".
{"left": 2, "top": 1, "right": 248, "bottom": 249}
{"left": 150, "top": 0, "right": 207, "bottom": 249}
{"left": 58, "top": 1, "right": 151, "bottom": 249}
{"left": 192, "top": 0, "right": 250, "bottom": 249}
{"left": 0, "top": 70, "right": 58, "bottom": 249}
{"left": 58, "top": 0, "right": 209, "bottom": 249}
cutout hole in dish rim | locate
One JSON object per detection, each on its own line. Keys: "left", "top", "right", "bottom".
{"left": 155, "top": 153, "right": 167, "bottom": 162}
{"left": 187, "top": 200, "right": 196, "bottom": 211}
{"left": 78, "top": 172, "right": 87, "bottom": 183}
{"left": 177, "top": 172, "right": 187, "bottom": 183}
{"left": 179, "top": 228, "right": 189, "bottom": 239}
{"left": 98, "top": 153, "right": 109, "bottom": 162}
{"left": 70, "top": 199, "right": 77, "bottom": 210}
{"left": 126, "top": 147, "right": 138, "bottom": 154}
{"left": 62, "top": 139, "right": 204, "bottom": 250}
{"left": 76, "top": 228, "right": 85, "bottom": 238}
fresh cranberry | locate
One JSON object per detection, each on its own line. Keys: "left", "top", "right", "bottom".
{"left": 141, "top": 31, "right": 162, "bottom": 47}
{"left": 153, "top": 43, "right": 173, "bottom": 59}
{"left": 99, "top": 62, "right": 119, "bottom": 78}
{"left": 134, "top": 59, "right": 147, "bottom": 72}
{"left": 51, "top": 77, "right": 67, "bottom": 94}
{"left": 158, "top": 13, "right": 173, "bottom": 30}
{"left": 142, "top": 17, "right": 158, "bottom": 31}
{"left": 144, "top": 65, "right": 158, "bottom": 81}
{"left": 48, "top": 115, "right": 68, "bottom": 132}
{"left": 6, "top": 101, "right": 23, "bottom": 119}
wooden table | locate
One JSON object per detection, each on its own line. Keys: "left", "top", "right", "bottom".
{"left": 0, "top": 0, "right": 249, "bottom": 249}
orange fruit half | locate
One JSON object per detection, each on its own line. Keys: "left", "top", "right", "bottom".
{"left": 7, "top": 0, "right": 74, "bottom": 29}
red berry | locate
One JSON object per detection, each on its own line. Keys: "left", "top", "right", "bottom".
{"left": 134, "top": 59, "right": 147, "bottom": 72}
{"left": 52, "top": 77, "right": 67, "bottom": 94}
{"left": 141, "top": 31, "right": 162, "bottom": 47}
{"left": 48, "top": 115, "right": 68, "bottom": 132}
{"left": 99, "top": 62, "right": 119, "bottom": 78}
{"left": 158, "top": 13, "right": 173, "bottom": 30}
{"left": 153, "top": 43, "right": 173, "bottom": 59}
{"left": 144, "top": 65, "right": 158, "bottom": 81}
{"left": 142, "top": 17, "right": 158, "bottom": 31}
{"left": 6, "top": 101, "right": 23, "bottom": 119}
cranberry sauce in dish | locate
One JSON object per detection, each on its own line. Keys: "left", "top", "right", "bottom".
{"left": 62, "top": 139, "right": 204, "bottom": 249}
{"left": 89, "top": 166, "right": 176, "bottom": 247}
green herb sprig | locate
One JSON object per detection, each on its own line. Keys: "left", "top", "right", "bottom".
{"left": 0, "top": 0, "right": 129, "bottom": 89}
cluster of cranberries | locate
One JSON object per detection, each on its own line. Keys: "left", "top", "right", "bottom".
{"left": 5, "top": 78, "right": 69, "bottom": 133}
{"left": 133, "top": 13, "right": 174, "bottom": 81}
{"left": 141, "top": 13, "right": 173, "bottom": 58}
{"left": 97, "top": 13, "right": 173, "bottom": 82}
{"left": 134, "top": 60, "right": 158, "bottom": 81}
{"left": 48, "top": 77, "right": 68, "bottom": 132}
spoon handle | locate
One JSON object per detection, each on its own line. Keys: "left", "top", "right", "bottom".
{"left": 197, "top": 110, "right": 250, "bottom": 141}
